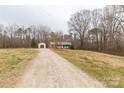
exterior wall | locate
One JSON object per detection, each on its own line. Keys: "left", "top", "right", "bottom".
{"left": 56, "top": 45, "right": 70, "bottom": 49}
{"left": 49, "top": 44, "right": 56, "bottom": 48}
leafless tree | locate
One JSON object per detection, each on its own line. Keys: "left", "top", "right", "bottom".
{"left": 91, "top": 9, "right": 102, "bottom": 50}
{"left": 68, "top": 9, "right": 91, "bottom": 49}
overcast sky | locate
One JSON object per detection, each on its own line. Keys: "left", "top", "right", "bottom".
{"left": 0, "top": 5, "right": 105, "bottom": 33}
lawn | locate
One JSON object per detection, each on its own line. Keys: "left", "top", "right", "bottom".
{"left": 52, "top": 49, "right": 124, "bottom": 88}
{"left": 0, "top": 48, "right": 38, "bottom": 87}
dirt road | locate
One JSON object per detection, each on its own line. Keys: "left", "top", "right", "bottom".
{"left": 16, "top": 49, "right": 103, "bottom": 88}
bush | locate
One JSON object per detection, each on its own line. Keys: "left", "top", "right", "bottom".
{"left": 69, "top": 45, "right": 75, "bottom": 49}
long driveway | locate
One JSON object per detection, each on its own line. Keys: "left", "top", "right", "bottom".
{"left": 16, "top": 49, "right": 103, "bottom": 88}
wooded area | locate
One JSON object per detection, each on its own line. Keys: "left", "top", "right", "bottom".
{"left": 68, "top": 5, "right": 124, "bottom": 52}
{"left": 0, "top": 24, "right": 70, "bottom": 48}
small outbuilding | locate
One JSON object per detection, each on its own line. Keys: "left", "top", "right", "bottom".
{"left": 38, "top": 43, "right": 46, "bottom": 48}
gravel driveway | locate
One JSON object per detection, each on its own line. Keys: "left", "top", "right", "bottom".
{"left": 16, "top": 49, "right": 103, "bottom": 88}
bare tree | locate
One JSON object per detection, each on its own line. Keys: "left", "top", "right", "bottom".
{"left": 91, "top": 9, "right": 102, "bottom": 50}
{"left": 0, "top": 24, "right": 4, "bottom": 48}
{"left": 101, "top": 6, "right": 124, "bottom": 50}
{"left": 68, "top": 9, "right": 91, "bottom": 49}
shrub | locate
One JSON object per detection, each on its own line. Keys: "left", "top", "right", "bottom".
{"left": 69, "top": 45, "right": 75, "bottom": 49}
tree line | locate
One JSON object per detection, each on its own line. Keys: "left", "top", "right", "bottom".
{"left": 0, "top": 24, "right": 70, "bottom": 48}
{"left": 68, "top": 5, "right": 124, "bottom": 52}
{"left": 1, "top": 5, "right": 124, "bottom": 51}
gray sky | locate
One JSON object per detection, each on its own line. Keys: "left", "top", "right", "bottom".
{"left": 0, "top": 5, "right": 104, "bottom": 33}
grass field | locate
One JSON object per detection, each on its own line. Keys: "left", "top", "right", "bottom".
{"left": 0, "top": 48, "right": 38, "bottom": 87}
{"left": 52, "top": 49, "right": 124, "bottom": 87}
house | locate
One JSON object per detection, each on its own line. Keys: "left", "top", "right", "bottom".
{"left": 49, "top": 41, "right": 72, "bottom": 48}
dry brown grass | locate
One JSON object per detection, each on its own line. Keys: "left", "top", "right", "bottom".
{"left": 0, "top": 48, "right": 38, "bottom": 87}
{"left": 76, "top": 50, "right": 124, "bottom": 67}
{"left": 52, "top": 49, "right": 124, "bottom": 87}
